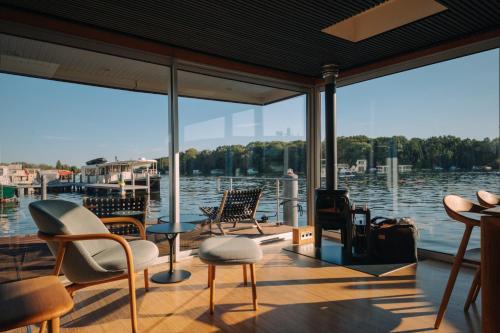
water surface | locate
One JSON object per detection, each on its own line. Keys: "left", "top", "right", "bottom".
{"left": 1, "top": 171, "right": 497, "bottom": 254}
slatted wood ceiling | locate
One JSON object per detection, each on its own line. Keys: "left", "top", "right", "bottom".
{"left": 0, "top": 0, "right": 499, "bottom": 76}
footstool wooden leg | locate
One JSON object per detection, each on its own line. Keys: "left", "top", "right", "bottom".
{"left": 210, "top": 265, "right": 216, "bottom": 314}
{"left": 250, "top": 264, "right": 258, "bottom": 310}
{"left": 144, "top": 269, "right": 149, "bottom": 291}
{"left": 243, "top": 264, "right": 248, "bottom": 286}
{"left": 207, "top": 265, "right": 212, "bottom": 288}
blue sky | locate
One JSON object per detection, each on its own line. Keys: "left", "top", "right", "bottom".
{"left": 0, "top": 49, "right": 498, "bottom": 166}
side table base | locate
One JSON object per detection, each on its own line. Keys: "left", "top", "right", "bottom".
{"left": 151, "top": 270, "right": 191, "bottom": 284}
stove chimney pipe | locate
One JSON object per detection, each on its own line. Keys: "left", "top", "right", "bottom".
{"left": 322, "top": 64, "right": 339, "bottom": 190}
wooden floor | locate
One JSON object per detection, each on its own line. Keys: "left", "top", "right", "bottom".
{"left": 6, "top": 240, "right": 480, "bottom": 333}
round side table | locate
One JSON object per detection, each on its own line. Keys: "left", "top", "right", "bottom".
{"left": 146, "top": 222, "right": 196, "bottom": 283}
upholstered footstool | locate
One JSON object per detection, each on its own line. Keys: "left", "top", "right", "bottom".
{"left": 199, "top": 236, "right": 263, "bottom": 314}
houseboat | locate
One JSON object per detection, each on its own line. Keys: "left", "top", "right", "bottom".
{"left": 81, "top": 158, "right": 161, "bottom": 191}
{"left": 0, "top": 164, "right": 38, "bottom": 185}
{"left": 0, "top": 166, "right": 17, "bottom": 202}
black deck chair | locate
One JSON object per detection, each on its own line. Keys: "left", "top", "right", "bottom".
{"left": 83, "top": 196, "right": 148, "bottom": 235}
{"left": 199, "top": 188, "right": 263, "bottom": 235}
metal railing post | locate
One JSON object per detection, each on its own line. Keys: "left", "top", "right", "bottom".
{"left": 216, "top": 177, "right": 221, "bottom": 192}
{"left": 276, "top": 179, "right": 280, "bottom": 223}
{"left": 229, "top": 177, "right": 233, "bottom": 190}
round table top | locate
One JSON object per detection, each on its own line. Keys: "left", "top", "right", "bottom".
{"left": 147, "top": 222, "right": 196, "bottom": 235}
{"left": 111, "top": 210, "right": 144, "bottom": 217}
{"left": 157, "top": 215, "right": 205, "bottom": 224}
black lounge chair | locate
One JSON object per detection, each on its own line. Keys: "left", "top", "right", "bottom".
{"left": 199, "top": 188, "right": 263, "bottom": 235}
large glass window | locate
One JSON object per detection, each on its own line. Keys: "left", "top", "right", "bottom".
{"left": 178, "top": 70, "right": 307, "bottom": 249}
{"left": 321, "top": 49, "right": 499, "bottom": 254}
{"left": 0, "top": 34, "right": 170, "bottom": 281}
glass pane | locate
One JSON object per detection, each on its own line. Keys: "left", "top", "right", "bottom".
{"left": 0, "top": 34, "right": 170, "bottom": 281}
{"left": 178, "top": 70, "right": 307, "bottom": 250}
{"left": 321, "top": 49, "right": 500, "bottom": 254}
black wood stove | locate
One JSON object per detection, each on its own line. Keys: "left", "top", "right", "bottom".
{"left": 315, "top": 64, "right": 353, "bottom": 257}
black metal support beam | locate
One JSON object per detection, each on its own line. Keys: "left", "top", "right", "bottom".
{"left": 322, "top": 64, "right": 339, "bottom": 190}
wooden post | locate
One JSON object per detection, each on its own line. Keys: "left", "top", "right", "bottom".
{"left": 41, "top": 175, "right": 47, "bottom": 200}
{"left": 283, "top": 169, "right": 298, "bottom": 227}
{"left": 131, "top": 171, "right": 136, "bottom": 197}
{"left": 481, "top": 215, "right": 500, "bottom": 332}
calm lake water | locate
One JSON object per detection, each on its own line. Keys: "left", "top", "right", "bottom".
{"left": 1, "top": 171, "right": 498, "bottom": 254}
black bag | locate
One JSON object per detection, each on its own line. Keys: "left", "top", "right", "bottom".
{"left": 370, "top": 217, "right": 418, "bottom": 264}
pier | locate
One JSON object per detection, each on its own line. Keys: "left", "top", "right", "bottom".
{"left": 14, "top": 182, "right": 149, "bottom": 198}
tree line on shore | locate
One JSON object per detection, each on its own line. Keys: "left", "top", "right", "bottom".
{"left": 5, "top": 160, "right": 80, "bottom": 173}
{"left": 155, "top": 135, "right": 500, "bottom": 176}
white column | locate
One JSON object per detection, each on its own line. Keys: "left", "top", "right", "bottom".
{"left": 306, "top": 87, "right": 321, "bottom": 226}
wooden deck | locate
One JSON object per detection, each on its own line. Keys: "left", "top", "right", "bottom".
{"left": 3, "top": 240, "right": 479, "bottom": 333}
{"left": 0, "top": 223, "right": 293, "bottom": 283}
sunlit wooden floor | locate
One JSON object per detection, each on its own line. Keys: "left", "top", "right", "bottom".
{"left": 7, "top": 241, "right": 480, "bottom": 333}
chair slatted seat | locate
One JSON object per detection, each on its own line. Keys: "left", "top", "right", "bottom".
{"left": 200, "top": 189, "right": 263, "bottom": 235}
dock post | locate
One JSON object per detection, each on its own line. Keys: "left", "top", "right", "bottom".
{"left": 283, "top": 169, "right": 298, "bottom": 227}
{"left": 146, "top": 173, "right": 150, "bottom": 210}
{"left": 41, "top": 175, "right": 47, "bottom": 200}
{"left": 131, "top": 172, "right": 136, "bottom": 197}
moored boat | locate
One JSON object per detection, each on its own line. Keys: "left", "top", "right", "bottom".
{"left": 81, "top": 158, "right": 161, "bottom": 192}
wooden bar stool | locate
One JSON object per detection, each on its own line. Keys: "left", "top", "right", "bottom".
{"left": 199, "top": 236, "right": 262, "bottom": 314}
{"left": 0, "top": 275, "right": 74, "bottom": 333}
{"left": 434, "top": 195, "right": 483, "bottom": 329}
{"left": 477, "top": 190, "right": 500, "bottom": 208}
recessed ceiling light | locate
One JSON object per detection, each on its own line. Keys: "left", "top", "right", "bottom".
{"left": 322, "top": 0, "right": 447, "bottom": 42}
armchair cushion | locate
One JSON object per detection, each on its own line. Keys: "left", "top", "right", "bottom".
{"left": 93, "top": 239, "right": 159, "bottom": 272}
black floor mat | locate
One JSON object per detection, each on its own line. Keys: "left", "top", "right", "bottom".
{"left": 283, "top": 239, "right": 416, "bottom": 276}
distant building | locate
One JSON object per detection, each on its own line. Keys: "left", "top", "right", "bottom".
{"left": 376, "top": 165, "right": 389, "bottom": 174}
{"left": 39, "top": 169, "right": 60, "bottom": 182}
{"left": 398, "top": 165, "right": 413, "bottom": 173}
{"left": 210, "top": 169, "right": 224, "bottom": 176}
{"left": 0, "top": 164, "right": 38, "bottom": 185}
{"left": 376, "top": 164, "right": 413, "bottom": 173}
{"left": 337, "top": 163, "right": 350, "bottom": 170}
{"left": 354, "top": 160, "right": 367, "bottom": 173}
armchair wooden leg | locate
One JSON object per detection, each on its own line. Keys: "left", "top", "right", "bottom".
{"left": 144, "top": 269, "right": 149, "bottom": 291}
{"left": 243, "top": 264, "right": 248, "bottom": 286}
{"left": 464, "top": 266, "right": 481, "bottom": 311}
{"left": 127, "top": 272, "right": 139, "bottom": 333}
{"left": 250, "top": 263, "right": 258, "bottom": 311}
{"left": 209, "top": 265, "right": 216, "bottom": 314}
{"left": 48, "top": 317, "right": 60, "bottom": 333}
{"left": 434, "top": 226, "right": 472, "bottom": 329}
